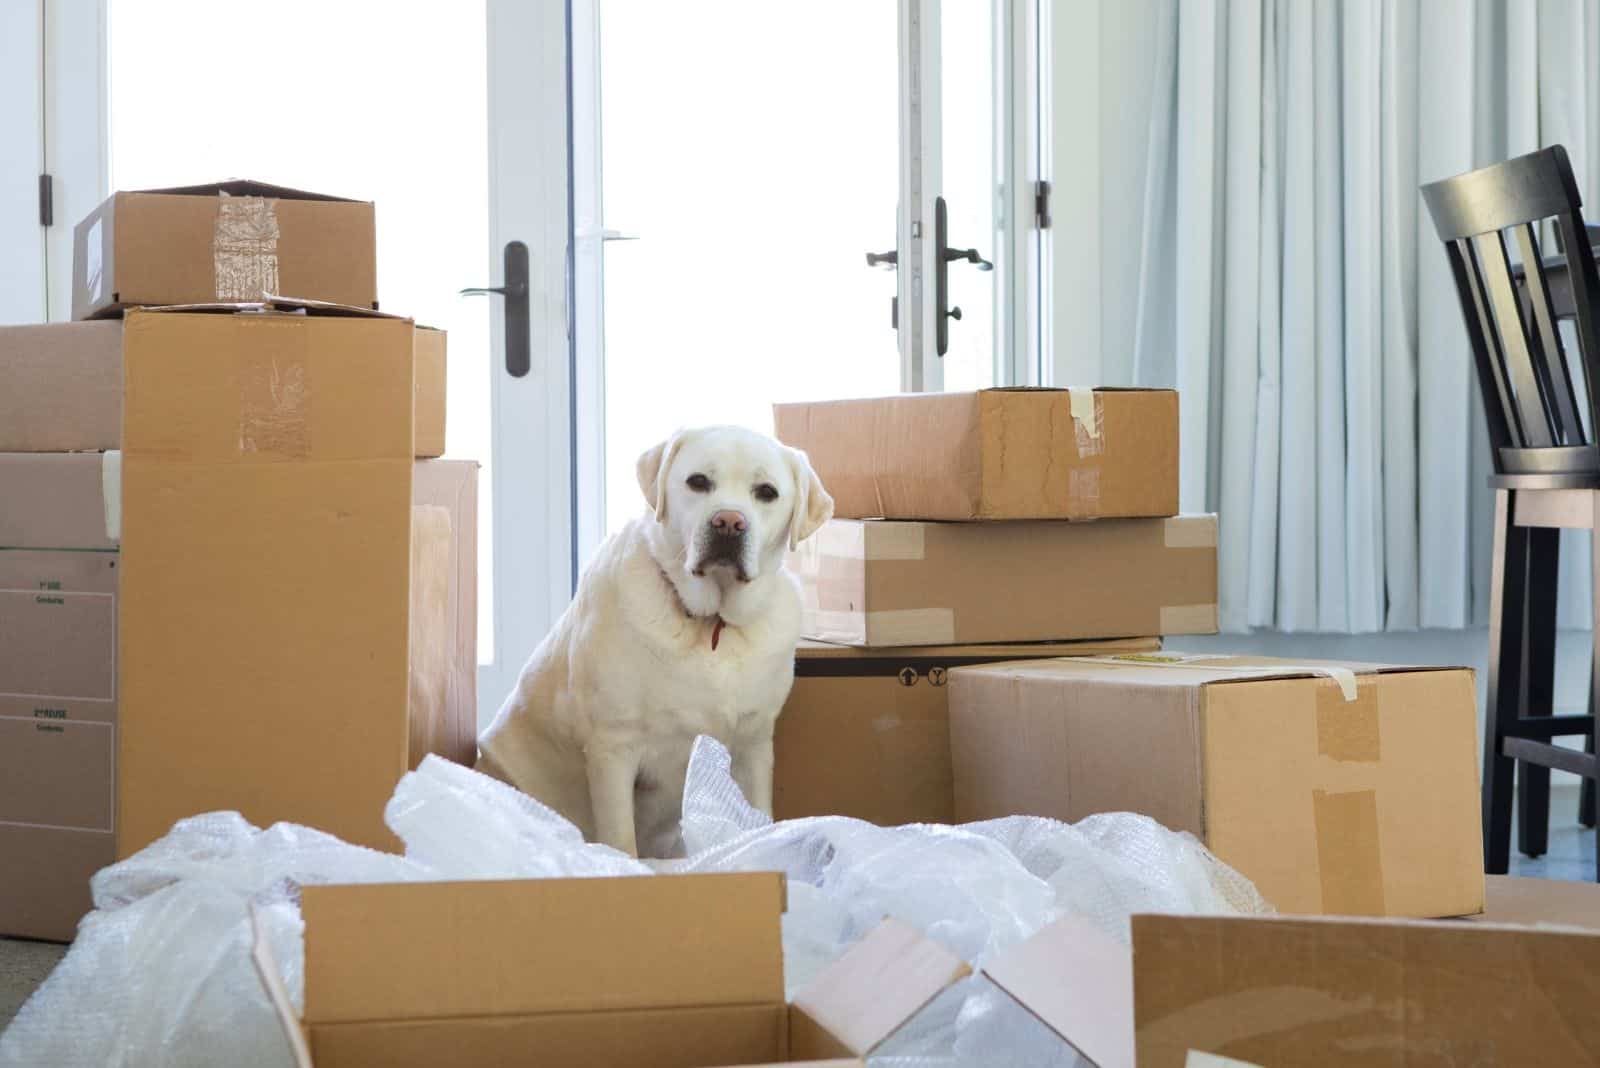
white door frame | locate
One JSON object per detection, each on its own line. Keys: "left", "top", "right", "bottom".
{"left": 479, "top": 0, "right": 575, "bottom": 723}
{"left": 0, "top": 1, "right": 47, "bottom": 324}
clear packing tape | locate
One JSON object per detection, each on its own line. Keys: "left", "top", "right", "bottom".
{"left": 0, "top": 739, "right": 1271, "bottom": 1067}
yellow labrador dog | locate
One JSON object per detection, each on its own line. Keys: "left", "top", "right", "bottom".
{"left": 476, "top": 425, "right": 833, "bottom": 857}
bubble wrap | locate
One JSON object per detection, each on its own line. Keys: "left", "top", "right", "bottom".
{"left": 0, "top": 740, "right": 1270, "bottom": 1067}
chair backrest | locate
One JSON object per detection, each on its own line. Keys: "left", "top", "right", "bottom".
{"left": 1422, "top": 145, "right": 1600, "bottom": 473}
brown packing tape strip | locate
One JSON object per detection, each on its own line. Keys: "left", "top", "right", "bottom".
{"left": 1313, "top": 675, "right": 1385, "bottom": 914}
{"left": 214, "top": 193, "right": 282, "bottom": 302}
{"left": 237, "top": 322, "right": 311, "bottom": 459}
{"left": 1313, "top": 788, "right": 1387, "bottom": 915}
{"left": 1317, "top": 676, "right": 1381, "bottom": 763}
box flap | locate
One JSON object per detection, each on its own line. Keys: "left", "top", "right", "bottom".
{"left": 795, "top": 637, "right": 1161, "bottom": 661}
{"left": 976, "top": 653, "right": 1466, "bottom": 698}
{"left": 789, "top": 918, "right": 970, "bottom": 1057}
{"left": 1475, "top": 875, "right": 1600, "bottom": 929}
{"left": 302, "top": 874, "right": 785, "bottom": 1025}
{"left": 132, "top": 179, "right": 365, "bottom": 202}
{"left": 982, "top": 917, "right": 1134, "bottom": 1068}
{"left": 985, "top": 386, "right": 1173, "bottom": 394}
{"left": 137, "top": 296, "right": 404, "bottom": 319}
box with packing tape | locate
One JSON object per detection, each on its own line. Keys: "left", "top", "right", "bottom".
{"left": 778, "top": 637, "right": 1160, "bottom": 825}
{"left": 948, "top": 654, "right": 1484, "bottom": 918}
{"left": 773, "top": 387, "right": 1178, "bottom": 521}
{"left": 0, "top": 316, "right": 447, "bottom": 458}
{"left": 115, "top": 302, "right": 477, "bottom": 860}
{"left": 253, "top": 873, "right": 973, "bottom": 1068}
{"left": 792, "top": 516, "right": 1217, "bottom": 647}
{"left": 985, "top": 876, "right": 1600, "bottom": 1068}
{"left": 72, "top": 180, "right": 377, "bottom": 320}
{"left": 0, "top": 446, "right": 478, "bottom": 939}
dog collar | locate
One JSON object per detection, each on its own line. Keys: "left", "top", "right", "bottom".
{"left": 659, "top": 565, "right": 728, "bottom": 650}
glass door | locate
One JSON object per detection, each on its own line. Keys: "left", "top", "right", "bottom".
{"left": 581, "top": 0, "right": 1031, "bottom": 543}
{"left": 99, "top": 0, "right": 567, "bottom": 725}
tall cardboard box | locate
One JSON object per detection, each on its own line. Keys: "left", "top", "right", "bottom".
{"left": 0, "top": 453, "right": 118, "bottom": 940}
{"left": 72, "top": 181, "right": 378, "bottom": 320}
{"left": 0, "top": 318, "right": 446, "bottom": 457}
{"left": 793, "top": 516, "right": 1217, "bottom": 647}
{"left": 773, "top": 388, "right": 1178, "bottom": 521}
{"left": 949, "top": 654, "right": 1485, "bottom": 917}
{"left": 116, "top": 306, "right": 472, "bottom": 859}
{"left": 256, "top": 874, "right": 971, "bottom": 1068}
{"left": 779, "top": 637, "right": 1160, "bottom": 825}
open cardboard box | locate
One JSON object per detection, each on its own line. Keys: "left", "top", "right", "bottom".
{"left": 982, "top": 875, "right": 1600, "bottom": 1067}
{"left": 253, "top": 873, "right": 972, "bottom": 1067}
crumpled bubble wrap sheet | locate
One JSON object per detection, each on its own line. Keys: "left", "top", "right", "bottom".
{"left": 0, "top": 738, "right": 1270, "bottom": 1067}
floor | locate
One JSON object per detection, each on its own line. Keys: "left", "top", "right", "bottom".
{"left": 0, "top": 803, "right": 1595, "bottom": 1037}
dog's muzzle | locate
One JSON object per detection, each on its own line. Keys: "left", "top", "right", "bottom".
{"left": 692, "top": 530, "right": 750, "bottom": 582}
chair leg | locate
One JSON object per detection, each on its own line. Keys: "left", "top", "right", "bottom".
{"left": 1580, "top": 668, "right": 1593, "bottom": 824}
{"left": 1485, "top": 490, "right": 1529, "bottom": 876}
{"left": 1591, "top": 502, "right": 1600, "bottom": 882}
{"left": 1518, "top": 528, "right": 1560, "bottom": 858}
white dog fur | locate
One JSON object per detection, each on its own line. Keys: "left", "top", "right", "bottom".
{"left": 476, "top": 425, "right": 833, "bottom": 857}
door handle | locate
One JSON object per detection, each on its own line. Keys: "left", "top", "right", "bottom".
{"left": 460, "top": 240, "right": 531, "bottom": 378}
{"left": 934, "top": 197, "right": 991, "bottom": 357}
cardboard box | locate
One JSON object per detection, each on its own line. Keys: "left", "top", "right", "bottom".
{"left": 773, "top": 388, "right": 1178, "bottom": 521}
{"left": 413, "top": 326, "right": 447, "bottom": 458}
{"left": 410, "top": 459, "right": 478, "bottom": 767}
{"left": 116, "top": 306, "right": 474, "bottom": 858}
{"left": 253, "top": 873, "right": 971, "bottom": 1067}
{"left": 0, "top": 319, "right": 446, "bottom": 457}
{"left": 778, "top": 637, "right": 1161, "bottom": 825}
{"left": 793, "top": 516, "right": 1217, "bottom": 647}
{"left": 0, "top": 452, "right": 118, "bottom": 940}
{"left": 949, "top": 654, "right": 1485, "bottom": 918}
{"left": 72, "top": 180, "right": 378, "bottom": 320}
{"left": 981, "top": 876, "right": 1600, "bottom": 1068}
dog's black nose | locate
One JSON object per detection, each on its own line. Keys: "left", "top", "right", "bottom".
{"left": 710, "top": 510, "right": 748, "bottom": 535}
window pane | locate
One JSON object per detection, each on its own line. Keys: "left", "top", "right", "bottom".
{"left": 599, "top": 1, "right": 899, "bottom": 534}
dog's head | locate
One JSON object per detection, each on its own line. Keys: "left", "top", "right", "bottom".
{"left": 636, "top": 426, "right": 832, "bottom": 584}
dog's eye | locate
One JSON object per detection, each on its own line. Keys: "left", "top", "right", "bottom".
{"left": 754, "top": 483, "right": 779, "bottom": 503}
{"left": 686, "top": 474, "right": 713, "bottom": 492}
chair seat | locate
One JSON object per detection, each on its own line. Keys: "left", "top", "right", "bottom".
{"left": 1491, "top": 472, "right": 1600, "bottom": 490}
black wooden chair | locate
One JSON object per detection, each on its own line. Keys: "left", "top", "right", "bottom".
{"left": 1422, "top": 144, "right": 1600, "bottom": 880}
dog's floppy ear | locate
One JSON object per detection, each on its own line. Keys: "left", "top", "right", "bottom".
{"left": 636, "top": 431, "right": 687, "bottom": 522}
{"left": 784, "top": 445, "right": 834, "bottom": 551}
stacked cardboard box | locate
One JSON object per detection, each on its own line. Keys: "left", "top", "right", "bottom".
{"left": 772, "top": 388, "right": 1214, "bottom": 825}
{"left": 776, "top": 390, "right": 1484, "bottom": 920}
{"left": 0, "top": 181, "right": 477, "bottom": 940}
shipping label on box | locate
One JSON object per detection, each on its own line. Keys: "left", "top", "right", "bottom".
{"left": 792, "top": 516, "right": 1217, "bottom": 647}
{"left": 774, "top": 388, "right": 1178, "bottom": 521}
{"left": 72, "top": 180, "right": 378, "bottom": 320}
{"left": 949, "top": 654, "right": 1485, "bottom": 918}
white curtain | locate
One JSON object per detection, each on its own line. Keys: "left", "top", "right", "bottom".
{"left": 1129, "top": 0, "right": 1600, "bottom": 633}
